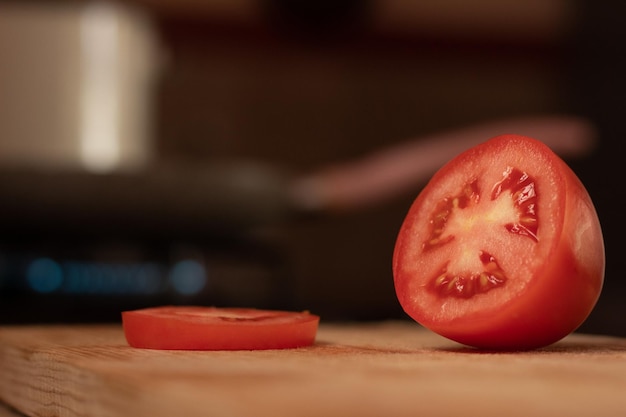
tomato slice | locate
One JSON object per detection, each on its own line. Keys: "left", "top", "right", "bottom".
{"left": 393, "top": 134, "right": 604, "bottom": 350}
{"left": 122, "top": 306, "right": 320, "bottom": 350}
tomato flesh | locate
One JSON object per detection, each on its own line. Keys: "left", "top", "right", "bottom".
{"left": 122, "top": 306, "right": 320, "bottom": 350}
{"left": 393, "top": 134, "right": 604, "bottom": 350}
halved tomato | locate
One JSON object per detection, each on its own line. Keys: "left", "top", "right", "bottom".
{"left": 393, "top": 134, "right": 605, "bottom": 350}
{"left": 122, "top": 306, "right": 320, "bottom": 350}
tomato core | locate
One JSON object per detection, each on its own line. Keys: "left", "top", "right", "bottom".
{"left": 423, "top": 166, "right": 540, "bottom": 300}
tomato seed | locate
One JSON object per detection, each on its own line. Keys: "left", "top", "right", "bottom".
{"left": 429, "top": 251, "right": 508, "bottom": 298}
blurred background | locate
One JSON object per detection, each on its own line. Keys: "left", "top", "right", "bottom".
{"left": 0, "top": 0, "right": 623, "bottom": 336}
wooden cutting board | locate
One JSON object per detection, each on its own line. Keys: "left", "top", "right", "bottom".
{"left": 1, "top": 322, "right": 626, "bottom": 417}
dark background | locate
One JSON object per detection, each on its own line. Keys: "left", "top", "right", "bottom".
{"left": 565, "top": 1, "right": 626, "bottom": 335}
{"left": 0, "top": 0, "right": 624, "bottom": 336}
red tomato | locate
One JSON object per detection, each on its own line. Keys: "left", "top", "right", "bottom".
{"left": 122, "top": 306, "right": 320, "bottom": 350}
{"left": 393, "top": 134, "right": 604, "bottom": 350}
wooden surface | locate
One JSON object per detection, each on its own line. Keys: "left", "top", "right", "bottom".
{"left": 0, "top": 403, "right": 22, "bottom": 417}
{"left": 1, "top": 322, "right": 626, "bottom": 417}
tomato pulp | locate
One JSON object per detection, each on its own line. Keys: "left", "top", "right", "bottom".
{"left": 122, "top": 306, "right": 320, "bottom": 350}
{"left": 393, "top": 134, "right": 604, "bottom": 350}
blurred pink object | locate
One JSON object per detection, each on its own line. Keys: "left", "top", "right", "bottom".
{"left": 292, "top": 115, "right": 597, "bottom": 211}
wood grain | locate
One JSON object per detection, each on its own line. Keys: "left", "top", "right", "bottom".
{"left": 1, "top": 322, "right": 626, "bottom": 417}
{"left": 0, "top": 403, "right": 24, "bottom": 417}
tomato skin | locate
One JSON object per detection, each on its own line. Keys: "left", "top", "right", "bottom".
{"left": 393, "top": 134, "right": 604, "bottom": 350}
{"left": 122, "top": 306, "right": 320, "bottom": 350}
